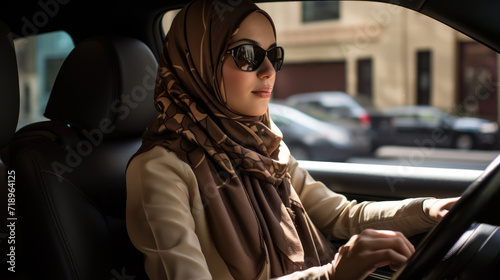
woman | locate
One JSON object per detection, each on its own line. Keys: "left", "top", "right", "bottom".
{"left": 126, "top": 0, "right": 457, "bottom": 279}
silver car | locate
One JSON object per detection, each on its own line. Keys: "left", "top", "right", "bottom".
{"left": 269, "top": 103, "right": 372, "bottom": 161}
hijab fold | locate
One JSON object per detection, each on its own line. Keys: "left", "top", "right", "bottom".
{"left": 134, "top": 0, "right": 336, "bottom": 278}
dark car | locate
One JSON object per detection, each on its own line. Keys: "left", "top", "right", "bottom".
{"left": 1, "top": 0, "right": 500, "bottom": 279}
{"left": 381, "top": 105, "right": 499, "bottom": 150}
{"left": 269, "top": 103, "right": 371, "bottom": 161}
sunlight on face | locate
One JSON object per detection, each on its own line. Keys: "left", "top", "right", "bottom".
{"left": 222, "top": 12, "right": 277, "bottom": 117}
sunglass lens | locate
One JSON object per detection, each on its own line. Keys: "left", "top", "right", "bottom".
{"left": 269, "top": 47, "right": 283, "bottom": 71}
{"left": 235, "top": 45, "right": 264, "bottom": 71}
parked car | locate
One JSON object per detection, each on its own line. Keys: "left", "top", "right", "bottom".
{"left": 286, "top": 91, "right": 371, "bottom": 129}
{"left": 381, "top": 105, "right": 499, "bottom": 150}
{"left": 1, "top": 0, "right": 500, "bottom": 279}
{"left": 285, "top": 91, "right": 394, "bottom": 150}
{"left": 269, "top": 103, "right": 372, "bottom": 161}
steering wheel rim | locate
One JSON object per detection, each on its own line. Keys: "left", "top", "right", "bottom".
{"left": 392, "top": 155, "right": 500, "bottom": 280}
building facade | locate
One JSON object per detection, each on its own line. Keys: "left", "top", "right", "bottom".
{"left": 259, "top": 2, "right": 500, "bottom": 121}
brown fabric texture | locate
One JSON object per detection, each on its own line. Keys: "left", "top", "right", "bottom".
{"left": 132, "top": 0, "right": 336, "bottom": 278}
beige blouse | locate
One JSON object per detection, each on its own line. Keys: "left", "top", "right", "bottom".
{"left": 126, "top": 146, "right": 436, "bottom": 280}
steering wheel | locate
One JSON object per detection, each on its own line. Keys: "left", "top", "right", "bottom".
{"left": 392, "top": 155, "right": 500, "bottom": 280}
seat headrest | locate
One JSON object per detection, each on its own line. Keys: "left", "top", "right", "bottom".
{"left": 45, "top": 36, "right": 158, "bottom": 138}
{"left": 0, "top": 21, "right": 20, "bottom": 147}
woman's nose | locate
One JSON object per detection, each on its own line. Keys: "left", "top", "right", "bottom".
{"left": 257, "top": 57, "right": 276, "bottom": 79}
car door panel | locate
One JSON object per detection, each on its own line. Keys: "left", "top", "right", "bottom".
{"left": 300, "top": 161, "right": 482, "bottom": 201}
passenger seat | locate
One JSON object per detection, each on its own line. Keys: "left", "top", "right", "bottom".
{"left": 7, "top": 36, "right": 158, "bottom": 280}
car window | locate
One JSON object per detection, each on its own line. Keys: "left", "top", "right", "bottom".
{"left": 160, "top": 1, "right": 499, "bottom": 170}
{"left": 417, "top": 109, "right": 442, "bottom": 127}
{"left": 15, "top": 31, "right": 74, "bottom": 129}
{"left": 294, "top": 103, "right": 344, "bottom": 122}
{"left": 393, "top": 115, "right": 418, "bottom": 128}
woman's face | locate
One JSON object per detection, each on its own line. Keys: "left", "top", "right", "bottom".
{"left": 222, "top": 12, "right": 277, "bottom": 117}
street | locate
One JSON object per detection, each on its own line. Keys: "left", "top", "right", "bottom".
{"left": 348, "top": 146, "right": 500, "bottom": 170}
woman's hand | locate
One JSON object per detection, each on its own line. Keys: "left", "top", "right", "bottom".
{"left": 332, "top": 229, "right": 415, "bottom": 280}
{"left": 423, "top": 197, "right": 460, "bottom": 222}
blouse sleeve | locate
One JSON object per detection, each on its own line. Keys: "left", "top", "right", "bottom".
{"left": 126, "top": 148, "right": 213, "bottom": 280}
{"left": 287, "top": 155, "right": 437, "bottom": 240}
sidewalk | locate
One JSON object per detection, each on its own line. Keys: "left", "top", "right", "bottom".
{"left": 375, "top": 146, "right": 500, "bottom": 163}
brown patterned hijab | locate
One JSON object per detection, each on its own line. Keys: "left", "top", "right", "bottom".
{"left": 134, "top": 0, "right": 335, "bottom": 278}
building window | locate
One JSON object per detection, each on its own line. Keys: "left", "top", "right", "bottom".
{"left": 416, "top": 50, "right": 432, "bottom": 105}
{"left": 357, "top": 58, "right": 373, "bottom": 103}
{"left": 302, "top": 2, "right": 340, "bottom": 23}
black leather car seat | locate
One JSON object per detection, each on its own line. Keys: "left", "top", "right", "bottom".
{"left": 7, "top": 36, "right": 158, "bottom": 280}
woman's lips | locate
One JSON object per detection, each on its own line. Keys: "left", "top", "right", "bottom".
{"left": 252, "top": 87, "right": 273, "bottom": 98}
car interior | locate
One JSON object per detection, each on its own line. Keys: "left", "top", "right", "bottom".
{"left": 1, "top": 0, "right": 500, "bottom": 279}
{"left": 4, "top": 35, "right": 158, "bottom": 279}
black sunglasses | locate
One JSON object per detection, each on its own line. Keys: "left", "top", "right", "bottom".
{"left": 226, "top": 44, "right": 284, "bottom": 72}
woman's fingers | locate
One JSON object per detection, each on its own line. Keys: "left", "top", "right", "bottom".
{"left": 368, "top": 248, "right": 410, "bottom": 270}
{"left": 354, "top": 235, "right": 414, "bottom": 259}
{"left": 423, "top": 197, "right": 460, "bottom": 221}
{"left": 357, "top": 229, "right": 415, "bottom": 256}
{"left": 333, "top": 229, "right": 415, "bottom": 280}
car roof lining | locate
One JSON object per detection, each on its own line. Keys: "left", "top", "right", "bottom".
{"left": 0, "top": 0, "right": 498, "bottom": 55}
